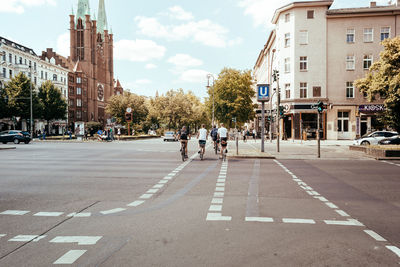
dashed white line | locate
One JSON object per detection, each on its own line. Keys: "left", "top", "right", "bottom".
{"left": 206, "top": 213, "right": 232, "bottom": 221}
{"left": 324, "top": 219, "right": 364, "bottom": 226}
{"left": 335, "top": 210, "right": 350, "bottom": 217}
{"left": 50, "top": 236, "right": 102, "bottom": 245}
{"left": 0, "top": 234, "right": 6, "bottom": 239}
{"left": 153, "top": 184, "right": 164, "bottom": 189}
{"left": 34, "top": 212, "right": 64, "bottom": 217}
{"left": 209, "top": 205, "right": 222, "bottom": 212}
{"left": 146, "top": 188, "right": 159, "bottom": 194}
{"left": 158, "top": 180, "right": 169, "bottom": 184}
{"left": 139, "top": 194, "right": 153, "bottom": 199}
{"left": 245, "top": 217, "right": 274, "bottom": 222}
{"left": 100, "top": 208, "right": 126, "bottom": 215}
{"left": 127, "top": 200, "right": 145, "bottom": 207}
{"left": 0, "top": 210, "right": 30, "bottom": 215}
{"left": 214, "top": 192, "right": 224, "bottom": 197}
{"left": 67, "top": 212, "right": 91, "bottom": 218}
{"left": 9, "top": 235, "right": 43, "bottom": 242}
{"left": 211, "top": 198, "right": 223, "bottom": 204}
{"left": 325, "top": 202, "right": 339, "bottom": 209}
{"left": 53, "top": 250, "right": 87, "bottom": 265}
{"left": 386, "top": 246, "right": 400, "bottom": 258}
{"left": 314, "top": 196, "right": 329, "bottom": 202}
{"left": 215, "top": 187, "right": 225, "bottom": 192}
{"left": 364, "top": 230, "right": 387, "bottom": 242}
{"left": 282, "top": 218, "right": 316, "bottom": 224}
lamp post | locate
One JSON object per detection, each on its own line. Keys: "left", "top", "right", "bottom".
{"left": 206, "top": 74, "right": 215, "bottom": 126}
{"left": 29, "top": 65, "right": 33, "bottom": 138}
{"left": 273, "top": 70, "right": 280, "bottom": 153}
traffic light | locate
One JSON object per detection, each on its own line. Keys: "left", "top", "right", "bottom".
{"left": 317, "top": 101, "right": 324, "bottom": 113}
{"left": 279, "top": 106, "right": 285, "bottom": 116}
{"left": 125, "top": 112, "right": 132, "bottom": 122}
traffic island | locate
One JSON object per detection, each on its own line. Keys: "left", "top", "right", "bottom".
{"left": 349, "top": 145, "right": 400, "bottom": 160}
{"left": 227, "top": 149, "right": 275, "bottom": 159}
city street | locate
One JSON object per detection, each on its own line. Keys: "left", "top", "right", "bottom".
{"left": 0, "top": 139, "right": 399, "bottom": 266}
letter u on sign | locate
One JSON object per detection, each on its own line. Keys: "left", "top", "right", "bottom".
{"left": 257, "top": 84, "right": 270, "bottom": 102}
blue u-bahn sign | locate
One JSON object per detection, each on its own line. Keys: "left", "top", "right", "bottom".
{"left": 257, "top": 84, "right": 270, "bottom": 102}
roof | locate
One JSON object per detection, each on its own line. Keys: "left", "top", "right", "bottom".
{"left": 0, "top": 36, "right": 38, "bottom": 57}
{"left": 327, "top": 4, "right": 400, "bottom": 16}
{"left": 272, "top": 1, "right": 334, "bottom": 24}
{"left": 73, "top": 60, "right": 83, "bottom": 72}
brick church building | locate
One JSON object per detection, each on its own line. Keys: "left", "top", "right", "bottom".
{"left": 66, "top": 0, "right": 122, "bottom": 127}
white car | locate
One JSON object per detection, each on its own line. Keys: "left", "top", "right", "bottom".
{"left": 353, "top": 131, "right": 398, "bottom": 146}
{"left": 163, "top": 131, "right": 177, "bottom": 142}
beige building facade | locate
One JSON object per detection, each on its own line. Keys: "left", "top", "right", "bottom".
{"left": 253, "top": 0, "right": 400, "bottom": 140}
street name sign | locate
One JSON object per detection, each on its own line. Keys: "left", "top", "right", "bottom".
{"left": 257, "top": 84, "right": 270, "bottom": 102}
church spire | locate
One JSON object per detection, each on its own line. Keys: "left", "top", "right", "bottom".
{"left": 97, "top": 0, "right": 108, "bottom": 35}
{"left": 76, "top": 0, "right": 90, "bottom": 22}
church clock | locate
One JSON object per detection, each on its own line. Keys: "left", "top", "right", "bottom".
{"left": 97, "top": 83, "right": 104, "bottom": 101}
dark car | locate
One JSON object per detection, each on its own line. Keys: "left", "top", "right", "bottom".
{"left": 0, "top": 130, "right": 31, "bottom": 144}
{"left": 378, "top": 135, "right": 400, "bottom": 145}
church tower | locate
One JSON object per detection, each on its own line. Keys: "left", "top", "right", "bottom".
{"left": 68, "top": 0, "right": 116, "bottom": 127}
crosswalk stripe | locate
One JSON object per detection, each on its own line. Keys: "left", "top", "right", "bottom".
{"left": 0, "top": 210, "right": 30, "bottom": 215}
{"left": 50, "top": 236, "right": 102, "bottom": 245}
{"left": 54, "top": 250, "right": 87, "bottom": 264}
{"left": 34, "top": 212, "right": 64, "bottom": 217}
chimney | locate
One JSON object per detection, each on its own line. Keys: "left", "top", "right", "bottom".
{"left": 370, "top": 1, "right": 377, "bottom": 7}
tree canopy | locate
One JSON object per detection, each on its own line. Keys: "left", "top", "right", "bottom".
{"left": 38, "top": 80, "right": 67, "bottom": 123}
{"left": 105, "top": 93, "right": 149, "bottom": 125}
{"left": 354, "top": 37, "right": 400, "bottom": 132}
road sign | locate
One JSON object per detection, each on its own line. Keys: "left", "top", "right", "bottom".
{"left": 257, "top": 84, "right": 270, "bottom": 102}
{"left": 126, "top": 107, "right": 132, "bottom": 113}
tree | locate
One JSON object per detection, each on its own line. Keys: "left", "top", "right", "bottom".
{"left": 206, "top": 68, "right": 257, "bottom": 127}
{"left": 38, "top": 81, "right": 67, "bottom": 130}
{"left": 354, "top": 37, "right": 400, "bottom": 133}
{"left": 1, "top": 73, "right": 41, "bottom": 122}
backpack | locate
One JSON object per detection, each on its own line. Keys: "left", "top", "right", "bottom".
{"left": 211, "top": 128, "right": 218, "bottom": 138}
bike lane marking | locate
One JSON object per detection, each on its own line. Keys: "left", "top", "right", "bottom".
{"left": 53, "top": 250, "right": 87, "bottom": 265}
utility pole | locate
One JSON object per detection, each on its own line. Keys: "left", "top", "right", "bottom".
{"left": 29, "top": 65, "right": 33, "bottom": 138}
{"left": 206, "top": 74, "right": 215, "bottom": 126}
{"left": 257, "top": 84, "right": 270, "bottom": 153}
{"left": 317, "top": 111, "right": 321, "bottom": 158}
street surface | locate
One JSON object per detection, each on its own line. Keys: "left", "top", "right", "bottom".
{"left": 0, "top": 139, "right": 399, "bottom": 266}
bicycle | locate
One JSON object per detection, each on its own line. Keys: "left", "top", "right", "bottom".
{"left": 181, "top": 142, "right": 187, "bottom": 162}
{"left": 221, "top": 140, "right": 227, "bottom": 162}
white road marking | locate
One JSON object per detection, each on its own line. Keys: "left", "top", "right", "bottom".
{"left": 0, "top": 234, "right": 6, "bottom": 239}
{"left": 100, "top": 208, "right": 126, "bottom": 215}
{"left": 67, "top": 212, "right": 91, "bottom": 218}
{"left": 282, "top": 218, "right": 316, "bottom": 224}
{"left": 335, "top": 210, "right": 350, "bottom": 217}
{"left": 324, "top": 219, "right": 364, "bottom": 226}
{"left": 364, "top": 230, "right": 387, "bottom": 242}
{"left": 206, "top": 213, "right": 232, "bottom": 221}
{"left": 158, "top": 180, "right": 169, "bottom": 184}
{"left": 153, "top": 184, "right": 164, "bottom": 189}
{"left": 310, "top": 191, "right": 320, "bottom": 196}
{"left": 386, "top": 246, "right": 400, "bottom": 258}
{"left": 211, "top": 198, "right": 223, "bottom": 204}
{"left": 0, "top": 210, "right": 30, "bottom": 216}
{"left": 32, "top": 235, "right": 47, "bottom": 242}
{"left": 216, "top": 183, "right": 225, "bottom": 187}
{"left": 34, "top": 212, "right": 64, "bottom": 217}
{"left": 140, "top": 194, "right": 153, "bottom": 199}
{"left": 53, "top": 250, "right": 87, "bottom": 265}
{"left": 217, "top": 179, "right": 226, "bottom": 183}
{"left": 314, "top": 196, "right": 329, "bottom": 202}
{"left": 214, "top": 192, "right": 224, "bottom": 197}
{"left": 245, "top": 217, "right": 274, "bottom": 222}
{"left": 209, "top": 205, "right": 222, "bottom": 212}
{"left": 163, "top": 176, "right": 173, "bottom": 180}
{"left": 50, "top": 236, "right": 102, "bottom": 245}
{"left": 146, "top": 188, "right": 159, "bottom": 194}
{"left": 127, "top": 200, "right": 145, "bottom": 207}
{"left": 325, "top": 202, "right": 339, "bottom": 209}
{"left": 9, "top": 235, "right": 40, "bottom": 242}
{"left": 215, "top": 187, "right": 225, "bottom": 192}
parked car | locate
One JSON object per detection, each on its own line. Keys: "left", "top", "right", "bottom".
{"left": 0, "top": 130, "right": 31, "bottom": 144}
{"left": 378, "top": 135, "right": 400, "bottom": 145}
{"left": 353, "top": 131, "right": 398, "bottom": 146}
{"left": 163, "top": 131, "right": 177, "bottom": 142}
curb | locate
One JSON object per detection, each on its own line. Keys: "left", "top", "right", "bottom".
{"left": 0, "top": 147, "right": 16, "bottom": 150}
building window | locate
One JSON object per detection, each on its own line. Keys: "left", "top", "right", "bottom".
{"left": 1, "top": 53, "right": 5, "bottom": 61}
{"left": 77, "top": 87, "right": 82, "bottom": 95}
{"left": 284, "top": 33, "right": 290, "bottom": 47}
{"left": 69, "top": 87, "right": 74, "bottom": 95}
{"left": 83, "top": 88, "right": 87, "bottom": 96}
{"left": 284, "top": 58, "right": 290, "bottom": 73}
{"left": 346, "top": 82, "right": 354, "bottom": 98}
{"left": 300, "top": 56, "right": 308, "bottom": 71}
{"left": 346, "top": 55, "right": 355, "bottom": 70}
{"left": 40, "top": 71, "right": 43, "bottom": 79}
{"left": 69, "top": 99, "right": 74, "bottom": 107}
{"left": 34, "top": 77, "right": 37, "bottom": 85}
{"left": 363, "top": 54, "right": 373, "bottom": 69}
{"left": 19, "top": 57, "right": 22, "bottom": 64}
{"left": 381, "top": 27, "right": 390, "bottom": 41}
{"left": 364, "top": 28, "right": 373, "bottom": 42}
{"left": 2, "top": 68, "right": 6, "bottom": 78}
{"left": 285, "top": 84, "right": 291, "bottom": 99}
{"left": 77, "top": 77, "right": 81, "bottom": 84}
{"left": 76, "top": 110, "right": 82, "bottom": 119}
{"left": 69, "top": 111, "right": 74, "bottom": 119}
{"left": 346, "top": 29, "right": 355, "bottom": 43}
{"left": 34, "top": 62, "right": 37, "bottom": 71}
{"left": 313, "top": 86, "right": 321, "bottom": 97}
{"left": 9, "top": 53, "right": 12, "bottom": 63}
{"left": 45, "top": 72, "right": 48, "bottom": 80}
{"left": 338, "top": 111, "right": 350, "bottom": 133}
{"left": 299, "top": 30, "right": 308, "bottom": 45}
{"left": 77, "top": 99, "right": 82, "bottom": 107}
{"left": 300, "top": 82, "right": 307, "bottom": 98}
{"left": 9, "top": 69, "right": 12, "bottom": 78}
{"left": 53, "top": 74, "right": 57, "bottom": 81}
{"left": 24, "top": 59, "right": 27, "bottom": 65}
{"left": 307, "top": 10, "right": 314, "bottom": 19}
{"left": 285, "top": 13, "right": 290, "bottom": 23}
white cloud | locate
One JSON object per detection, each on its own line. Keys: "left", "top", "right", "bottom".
{"left": 56, "top": 32, "right": 69, "bottom": 57}
{"left": 168, "top": 6, "right": 194, "bottom": 21}
{"left": 0, "top": 0, "right": 56, "bottom": 14}
{"left": 179, "top": 69, "right": 210, "bottom": 83}
{"left": 135, "top": 15, "right": 239, "bottom": 48}
{"left": 238, "top": 0, "right": 289, "bottom": 28}
{"left": 114, "top": 39, "right": 166, "bottom": 62}
{"left": 145, "top": 63, "right": 157, "bottom": 69}
{"left": 168, "top": 54, "right": 203, "bottom": 68}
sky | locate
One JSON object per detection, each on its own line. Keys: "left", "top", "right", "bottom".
{"left": 0, "top": 0, "right": 394, "bottom": 100}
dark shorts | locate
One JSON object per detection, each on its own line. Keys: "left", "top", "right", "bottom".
{"left": 220, "top": 137, "right": 228, "bottom": 147}
{"left": 199, "top": 140, "right": 206, "bottom": 146}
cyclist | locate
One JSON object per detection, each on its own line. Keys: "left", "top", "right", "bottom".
{"left": 217, "top": 123, "right": 228, "bottom": 159}
{"left": 210, "top": 125, "right": 219, "bottom": 152}
{"left": 178, "top": 126, "right": 190, "bottom": 158}
{"left": 197, "top": 124, "right": 208, "bottom": 156}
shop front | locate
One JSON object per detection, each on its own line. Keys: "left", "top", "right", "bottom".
{"left": 357, "top": 104, "right": 386, "bottom": 137}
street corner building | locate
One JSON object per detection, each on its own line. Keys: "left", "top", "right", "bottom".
{"left": 252, "top": 0, "right": 399, "bottom": 140}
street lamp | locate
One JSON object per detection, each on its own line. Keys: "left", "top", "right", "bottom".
{"left": 273, "top": 69, "right": 280, "bottom": 153}
{"left": 206, "top": 74, "right": 215, "bottom": 126}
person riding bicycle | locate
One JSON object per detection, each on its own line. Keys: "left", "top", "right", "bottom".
{"left": 178, "top": 126, "right": 190, "bottom": 158}
{"left": 217, "top": 123, "right": 228, "bottom": 159}
{"left": 210, "top": 125, "right": 219, "bottom": 152}
{"left": 197, "top": 124, "right": 208, "bottom": 156}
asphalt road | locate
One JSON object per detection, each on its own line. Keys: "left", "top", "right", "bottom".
{"left": 0, "top": 139, "right": 399, "bottom": 266}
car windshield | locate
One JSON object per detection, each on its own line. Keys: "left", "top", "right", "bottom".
{"left": 166, "top": 132, "right": 174, "bottom": 135}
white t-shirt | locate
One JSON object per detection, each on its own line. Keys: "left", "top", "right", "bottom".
{"left": 218, "top": 127, "right": 228, "bottom": 138}
{"left": 198, "top": 128, "right": 207, "bottom": 140}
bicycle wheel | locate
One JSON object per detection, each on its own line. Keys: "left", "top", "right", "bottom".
{"left": 223, "top": 149, "right": 226, "bottom": 162}
{"left": 215, "top": 143, "right": 218, "bottom": 155}
{"left": 181, "top": 144, "right": 186, "bottom": 161}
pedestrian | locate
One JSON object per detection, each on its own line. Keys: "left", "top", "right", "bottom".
{"left": 42, "top": 129, "right": 46, "bottom": 140}
{"left": 117, "top": 128, "right": 121, "bottom": 140}
{"left": 253, "top": 129, "right": 257, "bottom": 142}
{"left": 84, "top": 129, "right": 88, "bottom": 141}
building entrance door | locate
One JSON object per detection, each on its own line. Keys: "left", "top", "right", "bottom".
{"left": 338, "top": 111, "right": 350, "bottom": 140}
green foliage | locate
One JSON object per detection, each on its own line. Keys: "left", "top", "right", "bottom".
{"left": 1, "top": 72, "right": 41, "bottom": 120}
{"left": 206, "top": 68, "right": 257, "bottom": 128}
{"left": 354, "top": 37, "right": 400, "bottom": 132}
{"left": 38, "top": 81, "right": 67, "bottom": 122}
{"left": 105, "top": 93, "right": 149, "bottom": 126}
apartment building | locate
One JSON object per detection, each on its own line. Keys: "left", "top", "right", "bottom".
{"left": 253, "top": 0, "right": 399, "bottom": 140}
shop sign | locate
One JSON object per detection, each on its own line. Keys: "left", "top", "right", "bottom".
{"left": 359, "top": 104, "right": 385, "bottom": 113}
